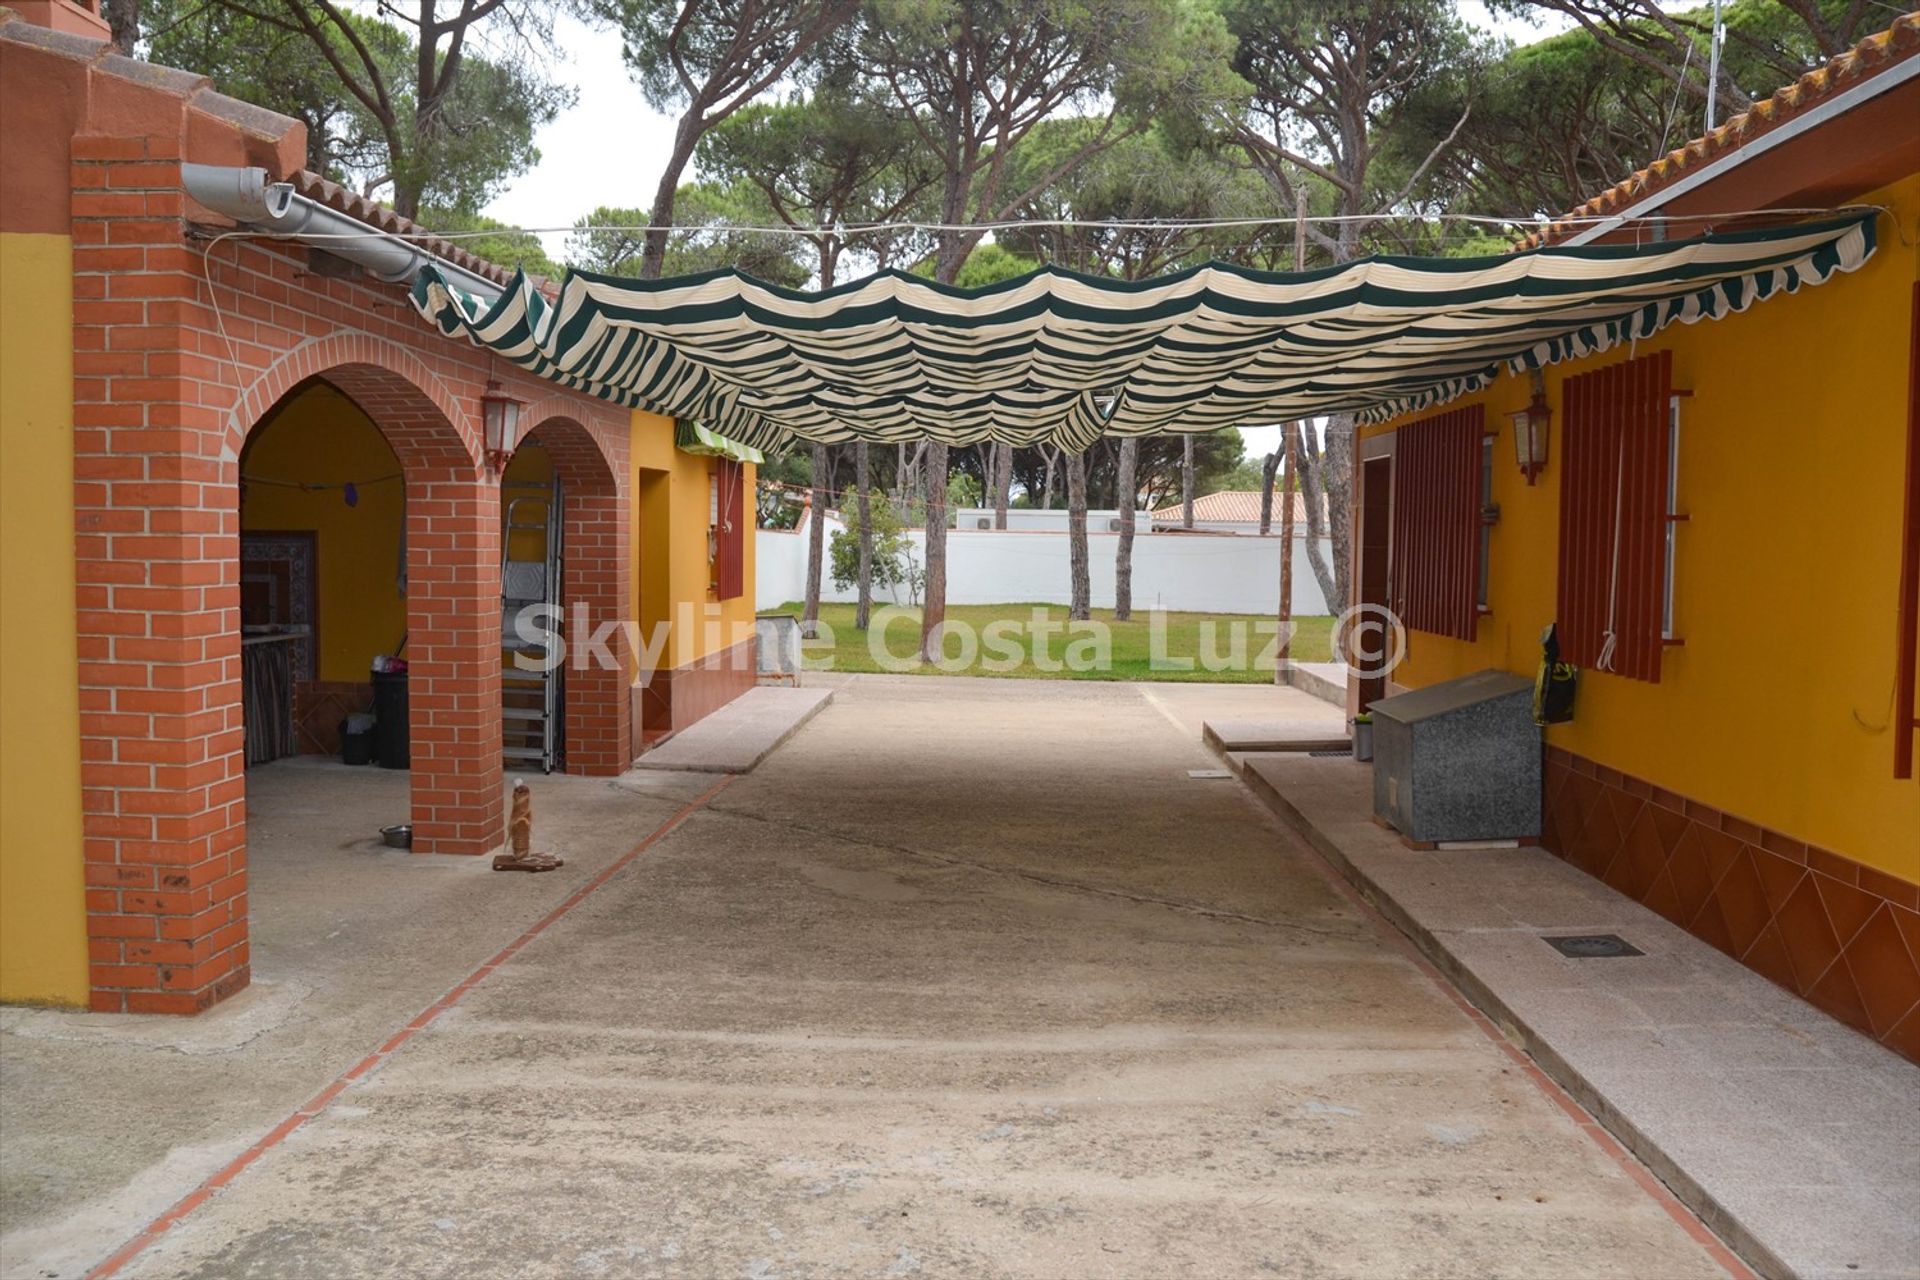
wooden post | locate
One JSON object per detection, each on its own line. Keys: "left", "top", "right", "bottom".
{"left": 1276, "top": 189, "right": 1308, "bottom": 682}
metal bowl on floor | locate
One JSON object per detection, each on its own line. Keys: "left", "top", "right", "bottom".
{"left": 380, "top": 824, "right": 412, "bottom": 850}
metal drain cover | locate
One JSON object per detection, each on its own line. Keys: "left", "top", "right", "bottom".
{"left": 1308, "top": 749, "right": 1351, "bottom": 758}
{"left": 1542, "top": 933, "right": 1644, "bottom": 959}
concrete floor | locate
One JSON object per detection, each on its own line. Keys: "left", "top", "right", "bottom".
{"left": 3, "top": 678, "right": 1732, "bottom": 1278}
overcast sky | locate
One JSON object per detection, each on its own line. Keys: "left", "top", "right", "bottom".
{"left": 477, "top": 3, "right": 1570, "bottom": 462}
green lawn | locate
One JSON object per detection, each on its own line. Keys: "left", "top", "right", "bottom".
{"left": 777, "top": 601, "right": 1332, "bottom": 683}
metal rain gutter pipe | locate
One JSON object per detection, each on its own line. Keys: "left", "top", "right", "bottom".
{"left": 180, "top": 163, "right": 505, "bottom": 303}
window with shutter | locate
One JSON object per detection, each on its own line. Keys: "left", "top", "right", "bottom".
{"left": 1557, "top": 350, "right": 1677, "bottom": 683}
{"left": 712, "top": 459, "right": 746, "bottom": 600}
{"left": 1388, "top": 405, "right": 1485, "bottom": 641}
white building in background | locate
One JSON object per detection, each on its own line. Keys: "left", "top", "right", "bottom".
{"left": 1150, "top": 490, "right": 1324, "bottom": 534}
{"left": 953, "top": 507, "right": 1151, "bottom": 532}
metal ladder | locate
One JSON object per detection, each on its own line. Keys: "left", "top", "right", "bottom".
{"left": 501, "top": 476, "right": 562, "bottom": 773}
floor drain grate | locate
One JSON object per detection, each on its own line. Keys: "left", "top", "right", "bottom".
{"left": 1308, "top": 750, "right": 1351, "bottom": 758}
{"left": 1542, "top": 933, "right": 1644, "bottom": 959}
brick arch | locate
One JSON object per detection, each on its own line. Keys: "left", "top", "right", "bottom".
{"left": 517, "top": 414, "right": 633, "bottom": 774}
{"left": 519, "top": 411, "right": 622, "bottom": 495}
{"left": 226, "top": 343, "right": 507, "bottom": 857}
{"left": 224, "top": 333, "right": 481, "bottom": 471}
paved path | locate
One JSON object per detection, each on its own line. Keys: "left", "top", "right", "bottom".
{"left": 35, "top": 678, "right": 1736, "bottom": 1278}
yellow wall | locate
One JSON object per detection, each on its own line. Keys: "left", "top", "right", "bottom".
{"left": 501, "top": 443, "right": 555, "bottom": 568}
{"left": 0, "top": 233, "right": 89, "bottom": 1005}
{"left": 628, "top": 410, "right": 758, "bottom": 671}
{"left": 240, "top": 385, "right": 406, "bottom": 682}
{"left": 1364, "top": 173, "right": 1920, "bottom": 884}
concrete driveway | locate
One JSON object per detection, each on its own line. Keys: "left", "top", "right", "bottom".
{"left": 8, "top": 677, "right": 1734, "bottom": 1278}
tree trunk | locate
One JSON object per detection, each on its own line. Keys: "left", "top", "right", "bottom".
{"left": 1040, "top": 446, "right": 1059, "bottom": 510}
{"left": 1276, "top": 422, "right": 1299, "bottom": 678}
{"left": 1114, "top": 438, "right": 1139, "bottom": 620}
{"left": 803, "top": 443, "right": 827, "bottom": 637}
{"left": 894, "top": 443, "right": 908, "bottom": 506}
{"left": 1323, "top": 414, "right": 1355, "bottom": 610}
{"left": 1297, "top": 422, "right": 1340, "bottom": 612}
{"left": 1181, "top": 434, "right": 1195, "bottom": 528}
{"left": 1258, "top": 450, "right": 1280, "bottom": 534}
{"left": 639, "top": 112, "right": 704, "bottom": 280}
{"left": 103, "top": 0, "right": 138, "bottom": 51}
{"left": 918, "top": 219, "right": 969, "bottom": 662}
{"left": 919, "top": 442, "right": 949, "bottom": 662}
{"left": 1066, "top": 450, "right": 1090, "bottom": 621}
{"left": 992, "top": 442, "right": 1012, "bottom": 528}
{"left": 855, "top": 442, "right": 873, "bottom": 630}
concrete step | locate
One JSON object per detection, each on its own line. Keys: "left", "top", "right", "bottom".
{"left": 1201, "top": 718, "right": 1348, "bottom": 754}
{"left": 1283, "top": 660, "right": 1347, "bottom": 707}
{"left": 631, "top": 686, "right": 834, "bottom": 774}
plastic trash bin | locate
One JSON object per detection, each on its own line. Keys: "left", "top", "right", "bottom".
{"left": 372, "top": 670, "right": 409, "bottom": 768}
{"left": 340, "top": 711, "right": 376, "bottom": 765}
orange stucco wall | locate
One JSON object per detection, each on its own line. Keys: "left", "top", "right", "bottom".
{"left": 1361, "top": 172, "right": 1920, "bottom": 884}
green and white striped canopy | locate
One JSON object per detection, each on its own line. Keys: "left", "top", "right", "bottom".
{"left": 411, "top": 212, "right": 1874, "bottom": 450}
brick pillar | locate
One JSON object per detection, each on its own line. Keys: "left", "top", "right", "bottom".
{"left": 405, "top": 467, "right": 506, "bottom": 852}
{"left": 71, "top": 136, "right": 250, "bottom": 1013}
{"left": 560, "top": 483, "right": 633, "bottom": 774}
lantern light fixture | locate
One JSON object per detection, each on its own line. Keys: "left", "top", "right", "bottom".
{"left": 480, "top": 379, "right": 524, "bottom": 475}
{"left": 1509, "top": 369, "right": 1552, "bottom": 485}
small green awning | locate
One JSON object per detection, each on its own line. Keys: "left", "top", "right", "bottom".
{"left": 411, "top": 212, "right": 1874, "bottom": 449}
{"left": 674, "top": 418, "right": 766, "bottom": 464}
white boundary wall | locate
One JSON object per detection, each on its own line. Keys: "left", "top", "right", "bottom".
{"left": 758, "top": 517, "right": 1334, "bottom": 616}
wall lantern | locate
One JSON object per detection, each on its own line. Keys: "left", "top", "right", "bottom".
{"left": 1508, "top": 369, "right": 1552, "bottom": 485}
{"left": 480, "top": 379, "right": 524, "bottom": 475}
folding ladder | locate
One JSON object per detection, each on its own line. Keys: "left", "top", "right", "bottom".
{"left": 501, "top": 476, "right": 562, "bottom": 773}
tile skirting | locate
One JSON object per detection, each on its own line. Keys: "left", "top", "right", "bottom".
{"left": 633, "top": 636, "right": 758, "bottom": 752}
{"left": 1542, "top": 746, "right": 1920, "bottom": 1061}
{"left": 293, "top": 681, "right": 373, "bottom": 756}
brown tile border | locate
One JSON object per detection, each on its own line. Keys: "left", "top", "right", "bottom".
{"left": 633, "top": 636, "right": 758, "bottom": 758}
{"left": 1543, "top": 746, "right": 1920, "bottom": 1063}
{"left": 293, "top": 680, "right": 372, "bottom": 757}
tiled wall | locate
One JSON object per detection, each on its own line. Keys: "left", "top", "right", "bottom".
{"left": 633, "top": 636, "right": 758, "bottom": 757}
{"left": 293, "top": 681, "right": 371, "bottom": 756}
{"left": 1542, "top": 746, "right": 1920, "bottom": 1062}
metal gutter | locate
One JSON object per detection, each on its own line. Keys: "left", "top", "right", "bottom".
{"left": 181, "top": 163, "right": 505, "bottom": 303}
{"left": 1562, "top": 53, "right": 1920, "bottom": 245}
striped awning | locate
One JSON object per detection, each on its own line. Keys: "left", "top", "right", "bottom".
{"left": 411, "top": 212, "right": 1874, "bottom": 450}
{"left": 674, "top": 417, "right": 766, "bottom": 464}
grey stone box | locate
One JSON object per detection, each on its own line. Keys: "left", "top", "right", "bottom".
{"left": 1371, "top": 669, "right": 1540, "bottom": 843}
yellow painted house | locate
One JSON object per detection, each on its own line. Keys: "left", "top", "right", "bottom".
{"left": 0, "top": 0, "right": 759, "bottom": 1012}
{"left": 1352, "top": 21, "right": 1920, "bottom": 1057}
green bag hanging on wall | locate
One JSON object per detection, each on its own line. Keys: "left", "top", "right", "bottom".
{"left": 1535, "top": 623, "right": 1578, "bottom": 725}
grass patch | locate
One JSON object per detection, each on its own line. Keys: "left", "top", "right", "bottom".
{"left": 777, "top": 601, "right": 1332, "bottom": 683}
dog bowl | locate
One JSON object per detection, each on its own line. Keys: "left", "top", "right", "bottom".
{"left": 380, "top": 824, "right": 412, "bottom": 850}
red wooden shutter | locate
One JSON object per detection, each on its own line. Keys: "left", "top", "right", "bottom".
{"left": 714, "top": 459, "right": 746, "bottom": 600}
{"left": 1557, "top": 350, "right": 1672, "bottom": 682}
{"left": 1389, "top": 405, "right": 1484, "bottom": 640}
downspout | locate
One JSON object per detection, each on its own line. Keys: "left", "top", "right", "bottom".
{"left": 181, "top": 163, "right": 505, "bottom": 303}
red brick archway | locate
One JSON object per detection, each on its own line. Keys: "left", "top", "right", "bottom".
{"left": 237, "top": 363, "right": 508, "bottom": 851}
{"left": 517, "top": 412, "right": 634, "bottom": 775}
{"left": 68, "top": 136, "right": 635, "bottom": 1015}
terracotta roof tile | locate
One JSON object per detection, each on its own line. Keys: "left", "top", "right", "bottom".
{"left": 1150, "top": 490, "right": 1321, "bottom": 525}
{"left": 1525, "top": 11, "right": 1920, "bottom": 248}
{"left": 288, "top": 171, "right": 552, "bottom": 294}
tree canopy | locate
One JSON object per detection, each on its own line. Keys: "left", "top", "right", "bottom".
{"left": 145, "top": 0, "right": 572, "bottom": 218}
